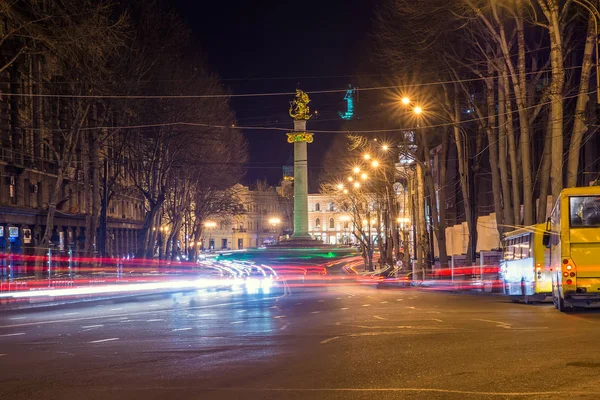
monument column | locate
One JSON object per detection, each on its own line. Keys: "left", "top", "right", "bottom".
{"left": 290, "top": 120, "right": 312, "bottom": 239}
{"left": 286, "top": 90, "right": 314, "bottom": 242}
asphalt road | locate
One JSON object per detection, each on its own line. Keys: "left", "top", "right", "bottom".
{"left": 2, "top": 283, "right": 600, "bottom": 400}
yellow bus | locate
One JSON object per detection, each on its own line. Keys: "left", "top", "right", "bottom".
{"left": 544, "top": 186, "right": 600, "bottom": 312}
{"left": 500, "top": 224, "right": 551, "bottom": 302}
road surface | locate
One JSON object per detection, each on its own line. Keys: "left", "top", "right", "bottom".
{"left": 1, "top": 284, "right": 600, "bottom": 399}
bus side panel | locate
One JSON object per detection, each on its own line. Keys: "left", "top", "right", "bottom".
{"left": 534, "top": 227, "right": 552, "bottom": 294}
{"left": 503, "top": 258, "right": 535, "bottom": 295}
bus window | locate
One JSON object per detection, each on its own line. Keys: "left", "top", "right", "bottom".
{"left": 569, "top": 196, "right": 600, "bottom": 227}
{"left": 512, "top": 237, "right": 520, "bottom": 260}
{"left": 505, "top": 238, "right": 514, "bottom": 261}
{"left": 520, "top": 234, "right": 530, "bottom": 259}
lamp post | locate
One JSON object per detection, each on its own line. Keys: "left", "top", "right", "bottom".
{"left": 268, "top": 217, "right": 281, "bottom": 243}
{"left": 340, "top": 215, "right": 351, "bottom": 245}
{"left": 204, "top": 221, "right": 216, "bottom": 251}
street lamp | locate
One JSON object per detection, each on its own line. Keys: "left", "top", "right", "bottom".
{"left": 340, "top": 215, "right": 351, "bottom": 245}
{"left": 353, "top": 181, "right": 361, "bottom": 189}
{"left": 353, "top": 166, "right": 361, "bottom": 173}
{"left": 413, "top": 106, "right": 423, "bottom": 115}
{"left": 371, "top": 160, "right": 379, "bottom": 168}
{"left": 382, "top": 144, "right": 389, "bottom": 151}
{"left": 360, "top": 173, "right": 368, "bottom": 180}
{"left": 204, "top": 221, "right": 216, "bottom": 251}
{"left": 401, "top": 96, "right": 410, "bottom": 105}
{"left": 363, "top": 153, "right": 371, "bottom": 160}
{"left": 268, "top": 217, "right": 281, "bottom": 243}
{"left": 268, "top": 217, "right": 281, "bottom": 230}
{"left": 336, "top": 183, "right": 344, "bottom": 190}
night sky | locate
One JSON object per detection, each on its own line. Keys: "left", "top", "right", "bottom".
{"left": 174, "top": 0, "right": 380, "bottom": 190}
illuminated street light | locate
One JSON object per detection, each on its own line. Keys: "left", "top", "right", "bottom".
{"left": 348, "top": 176, "right": 354, "bottom": 182}
{"left": 413, "top": 106, "right": 423, "bottom": 115}
{"left": 361, "top": 173, "right": 368, "bottom": 180}
{"left": 343, "top": 189, "right": 348, "bottom": 194}
{"left": 268, "top": 217, "right": 281, "bottom": 225}
{"left": 401, "top": 97, "right": 410, "bottom": 105}
{"left": 353, "top": 166, "right": 361, "bottom": 173}
{"left": 353, "top": 181, "right": 360, "bottom": 189}
{"left": 336, "top": 183, "right": 344, "bottom": 190}
{"left": 382, "top": 144, "right": 389, "bottom": 151}
{"left": 363, "top": 153, "right": 371, "bottom": 160}
{"left": 371, "top": 160, "right": 379, "bottom": 168}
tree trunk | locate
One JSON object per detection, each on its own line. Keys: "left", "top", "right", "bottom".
{"left": 566, "top": 15, "right": 595, "bottom": 188}
{"left": 82, "top": 131, "right": 92, "bottom": 255}
{"left": 497, "top": 63, "right": 514, "bottom": 231}
{"left": 516, "top": 8, "right": 534, "bottom": 226}
{"left": 501, "top": 68, "right": 521, "bottom": 227}
{"left": 485, "top": 70, "right": 504, "bottom": 240}
{"left": 450, "top": 88, "right": 475, "bottom": 265}
{"left": 41, "top": 170, "right": 65, "bottom": 247}
{"left": 416, "top": 162, "right": 429, "bottom": 275}
{"left": 89, "top": 128, "right": 101, "bottom": 256}
{"left": 437, "top": 131, "right": 449, "bottom": 268}
{"left": 546, "top": 2, "right": 565, "bottom": 203}
{"left": 537, "top": 116, "right": 553, "bottom": 223}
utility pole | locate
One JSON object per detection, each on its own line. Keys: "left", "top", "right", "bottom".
{"left": 98, "top": 158, "right": 108, "bottom": 257}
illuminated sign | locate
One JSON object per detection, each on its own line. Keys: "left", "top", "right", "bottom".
{"left": 9, "top": 227, "right": 18, "bottom": 238}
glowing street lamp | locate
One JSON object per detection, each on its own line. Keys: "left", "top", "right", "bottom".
{"left": 363, "top": 153, "right": 371, "bottom": 160}
{"left": 401, "top": 97, "right": 410, "bottom": 105}
{"left": 382, "top": 144, "right": 389, "bottom": 151}
{"left": 348, "top": 176, "right": 354, "bottom": 182}
{"left": 353, "top": 166, "right": 361, "bottom": 174}
{"left": 336, "top": 183, "right": 344, "bottom": 190}
{"left": 413, "top": 106, "right": 423, "bottom": 115}
{"left": 353, "top": 181, "right": 361, "bottom": 189}
{"left": 204, "top": 221, "right": 216, "bottom": 251}
{"left": 371, "top": 160, "right": 379, "bottom": 168}
{"left": 360, "top": 173, "right": 368, "bottom": 180}
{"left": 268, "top": 217, "right": 281, "bottom": 226}
{"left": 343, "top": 189, "right": 348, "bottom": 194}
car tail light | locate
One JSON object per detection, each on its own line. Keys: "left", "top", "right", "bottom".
{"left": 563, "top": 272, "right": 569, "bottom": 277}
{"left": 567, "top": 279, "right": 573, "bottom": 285}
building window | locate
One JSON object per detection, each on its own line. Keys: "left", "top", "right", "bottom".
{"left": 329, "top": 218, "right": 335, "bottom": 229}
{"left": 329, "top": 202, "right": 335, "bottom": 211}
{"left": 315, "top": 203, "right": 320, "bottom": 212}
{"left": 315, "top": 218, "right": 320, "bottom": 228}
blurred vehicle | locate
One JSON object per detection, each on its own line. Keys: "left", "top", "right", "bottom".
{"left": 499, "top": 223, "right": 551, "bottom": 303}
{"left": 245, "top": 266, "right": 273, "bottom": 293}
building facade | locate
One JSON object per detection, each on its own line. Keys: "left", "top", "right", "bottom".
{"left": 307, "top": 194, "right": 357, "bottom": 245}
{"left": 0, "top": 50, "right": 144, "bottom": 258}
{"left": 204, "top": 185, "right": 291, "bottom": 250}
